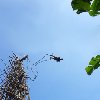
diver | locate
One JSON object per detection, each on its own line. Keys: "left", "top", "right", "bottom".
{"left": 50, "top": 54, "right": 63, "bottom": 62}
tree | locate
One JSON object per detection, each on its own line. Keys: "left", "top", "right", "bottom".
{"left": 71, "top": 0, "right": 100, "bottom": 75}
{"left": 71, "top": 0, "right": 100, "bottom": 16}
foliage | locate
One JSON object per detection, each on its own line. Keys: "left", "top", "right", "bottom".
{"left": 85, "top": 55, "right": 100, "bottom": 75}
{"left": 71, "top": 0, "right": 100, "bottom": 16}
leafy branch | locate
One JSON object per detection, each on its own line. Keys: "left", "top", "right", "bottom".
{"left": 85, "top": 55, "right": 100, "bottom": 75}
{"left": 71, "top": 0, "right": 100, "bottom": 16}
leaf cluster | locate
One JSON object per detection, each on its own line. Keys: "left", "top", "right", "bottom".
{"left": 85, "top": 55, "right": 100, "bottom": 75}
{"left": 71, "top": 0, "right": 100, "bottom": 16}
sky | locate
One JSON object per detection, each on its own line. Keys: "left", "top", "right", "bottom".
{"left": 0, "top": 0, "right": 100, "bottom": 100}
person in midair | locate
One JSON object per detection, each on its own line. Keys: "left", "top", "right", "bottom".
{"left": 50, "top": 54, "right": 63, "bottom": 62}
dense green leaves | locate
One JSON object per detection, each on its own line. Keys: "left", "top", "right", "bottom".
{"left": 85, "top": 55, "right": 100, "bottom": 75}
{"left": 71, "top": 0, "right": 100, "bottom": 16}
{"left": 71, "top": 0, "right": 91, "bottom": 14}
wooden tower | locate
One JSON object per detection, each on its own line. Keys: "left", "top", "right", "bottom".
{"left": 0, "top": 54, "right": 30, "bottom": 100}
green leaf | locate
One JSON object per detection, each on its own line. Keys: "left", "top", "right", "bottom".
{"left": 85, "top": 66, "right": 93, "bottom": 75}
{"left": 71, "top": 0, "right": 91, "bottom": 14}
{"left": 89, "top": 57, "right": 96, "bottom": 65}
{"left": 89, "top": 0, "right": 100, "bottom": 16}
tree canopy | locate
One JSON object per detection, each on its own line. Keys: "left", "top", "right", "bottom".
{"left": 71, "top": 0, "right": 100, "bottom": 16}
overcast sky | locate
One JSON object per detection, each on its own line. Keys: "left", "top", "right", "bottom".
{"left": 0, "top": 0, "right": 100, "bottom": 100}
